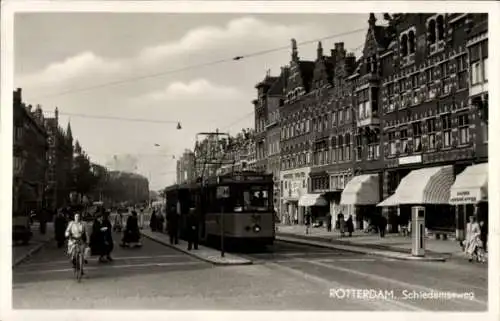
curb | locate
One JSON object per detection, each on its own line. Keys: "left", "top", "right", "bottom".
{"left": 276, "top": 236, "right": 447, "bottom": 262}
{"left": 13, "top": 237, "right": 53, "bottom": 268}
{"left": 141, "top": 232, "right": 253, "bottom": 266}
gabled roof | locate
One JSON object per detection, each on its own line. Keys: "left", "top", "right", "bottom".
{"left": 299, "top": 61, "right": 315, "bottom": 92}
{"left": 268, "top": 73, "right": 286, "bottom": 96}
{"left": 373, "top": 26, "right": 391, "bottom": 49}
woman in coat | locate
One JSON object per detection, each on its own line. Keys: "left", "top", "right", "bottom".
{"left": 346, "top": 215, "right": 354, "bottom": 237}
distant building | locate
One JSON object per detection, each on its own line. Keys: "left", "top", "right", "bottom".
{"left": 13, "top": 89, "right": 49, "bottom": 215}
{"left": 44, "top": 106, "right": 74, "bottom": 210}
{"left": 176, "top": 149, "right": 196, "bottom": 184}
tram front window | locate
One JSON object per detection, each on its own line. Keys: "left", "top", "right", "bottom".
{"left": 234, "top": 185, "right": 271, "bottom": 212}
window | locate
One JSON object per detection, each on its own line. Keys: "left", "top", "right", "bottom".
{"left": 401, "top": 34, "right": 408, "bottom": 56}
{"left": 306, "top": 119, "right": 311, "bottom": 132}
{"left": 344, "top": 134, "right": 351, "bottom": 161}
{"left": 471, "top": 61, "right": 482, "bottom": 85}
{"left": 484, "top": 58, "right": 488, "bottom": 82}
{"left": 388, "top": 132, "right": 396, "bottom": 155}
{"left": 427, "top": 118, "right": 436, "bottom": 150}
{"left": 409, "top": 30, "right": 416, "bottom": 54}
{"left": 356, "top": 135, "right": 362, "bottom": 161}
{"left": 339, "top": 109, "right": 344, "bottom": 123}
{"left": 371, "top": 87, "right": 379, "bottom": 114}
{"left": 428, "top": 19, "right": 436, "bottom": 44}
{"left": 238, "top": 185, "right": 272, "bottom": 212}
{"left": 437, "top": 15, "right": 445, "bottom": 40}
{"left": 345, "top": 109, "right": 351, "bottom": 121}
{"left": 442, "top": 114, "right": 452, "bottom": 148}
{"left": 482, "top": 123, "right": 488, "bottom": 143}
{"left": 338, "top": 136, "right": 344, "bottom": 161}
{"left": 458, "top": 114, "right": 469, "bottom": 145}
{"left": 400, "top": 128, "right": 409, "bottom": 154}
{"left": 331, "top": 112, "right": 337, "bottom": 126}
{"left": 412, "top": 122, "right": 422, "bottom": 152}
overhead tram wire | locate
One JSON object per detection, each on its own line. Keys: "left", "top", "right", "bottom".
{"left": 32, "top": 26, "right": 377, "bottom": 101}
{"left": 46, "top": 39, "right": 366, "bottom": 126}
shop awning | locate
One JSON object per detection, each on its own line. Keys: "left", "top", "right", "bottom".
{"left": 299, "top": 194, "right": 328, "bottom": 207}
{"left": 377, "top": 165, "right": 454, "bottom": 207}
{"left": 340, "top": 174, "right": 380, "bottom": 205}
{"left": 449, "top": 163, "right": 488, "bottom": 205}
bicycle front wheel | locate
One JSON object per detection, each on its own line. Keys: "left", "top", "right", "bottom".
{"left": 76, "top": 252, "right": 84, "bottom": 282}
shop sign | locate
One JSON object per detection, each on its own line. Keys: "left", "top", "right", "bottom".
{"left": 398, "top": 155, "right": 422, "bottom": 165}
{"left": 449, "top": 190, "right": 482, "bottom": 204}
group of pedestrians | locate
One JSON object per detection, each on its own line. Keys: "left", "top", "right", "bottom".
{"left": 149, "top": 206, "right": 199, "bottom": 251}
{"left": 303, "top": 211, "right": 354, "bottom": 237}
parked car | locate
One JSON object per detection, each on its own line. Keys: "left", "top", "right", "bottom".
{"left": 13, "top": 215, "right": 33, "bottom": 245}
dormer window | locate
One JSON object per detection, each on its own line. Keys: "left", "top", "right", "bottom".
{"left": 437, "top": 15, "right": 445, "bottom": 40}
{"left": 428, "top": 19, "right": 437, "bottom": 44}
{"left": 409, "top": 31, "right": 416, "bottom": 54}
{"left": 401, "top": 34, "right": 409, "bottom": 56}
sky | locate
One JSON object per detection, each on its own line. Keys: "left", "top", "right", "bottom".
{"left": 14, "top": 12, "right": 378, "bottom": 190}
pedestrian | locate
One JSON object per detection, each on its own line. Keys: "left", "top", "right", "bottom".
{"left": 90, "top": 213, "right": 113, "bottom": 263}
{"left": 39, "top": 209, "right": 47, "bottom": 235}
{"left": 65, "top": 212, "right": 90, "bottom": 270}
{"left": 186, "top": 208, "right": 199, "bottom": 251}
{"left": 157, "top": 211, "right": 165, "bottom": 233}
{"left": 326, "top": 212, "right": 332, "bottom": 232}
{"left": 479, "top": 220, "right": 488, "bottom": 253}
{"left": 346, "top": 215, "right": 354, "bottom": 237}
{"left": 338, "top": 212, "right": 345, "bottom": 237}
{"left": 464, "top": 216, "right": 483, "bottom": 262}
{"left": 379, "top": 215, "right": 387, "bottom": 238}
{"left": 122, "top": 210, "right": 141, "bottom": 246}
{"left": 305, "top": 210, "right": 311, "bottom": 235}
{"left": 54, "top": 209, "right": 68, "bottom": 248}
{"left": 167, "top": 206, "right": 180, "bottom": 244}
{"left": 149, "top": 209, "right": 157, "bottom": 232}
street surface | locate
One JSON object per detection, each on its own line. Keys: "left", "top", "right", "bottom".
{"left": 13, "top": 231, "right": 487, "bottom": 311}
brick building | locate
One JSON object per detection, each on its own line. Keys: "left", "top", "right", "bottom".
{"left": 338, "top": 13, "right": 488, "bottom": 236}
{"left": 13, "top": 89, "right": 48, "bottom": 215}
{"left": 44, "top": 107, "right": 74, "bottom": 211}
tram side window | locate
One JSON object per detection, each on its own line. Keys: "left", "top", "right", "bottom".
{"left": 206, "top": 187, "right": 236, "bottom": 213}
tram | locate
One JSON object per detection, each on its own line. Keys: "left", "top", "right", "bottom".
{"left": 164, "top": 171, "right": 275, "bottom": 247}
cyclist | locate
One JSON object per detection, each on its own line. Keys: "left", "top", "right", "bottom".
{"left": 65, "top": 212, "right": 89, "bottom": 271}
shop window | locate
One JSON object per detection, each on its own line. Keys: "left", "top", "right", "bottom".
{"left": 458, "top": 114, "right": 469, "bottom": 145}
{"left": 484, "top": 58, "right": 488, "bottom": 82}
{"left": 441, "top": 114, "right": 452, "bottom": 148}
{"left": 482, "top": 123, "right": 488, "bottom": 143}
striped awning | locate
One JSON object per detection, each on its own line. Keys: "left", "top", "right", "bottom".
{"left": 377, "top": 165, "right": 454, "bottom": 207}
{"left": 340, "top": 174, "right": 380, "bottom": 205}
{"left": 299, "top": 194, "right": 328, "bottom": 207}
{"left": 449, "top": 163, "right": 488, "bottom": 205}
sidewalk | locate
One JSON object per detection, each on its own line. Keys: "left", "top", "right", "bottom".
{"left": 141, "top": 229, "right": 252, "bottom": 266}
{"left": 276, "top": 224, "right": 465, "bottom": 262}
{"left": 12, "top": 222, "right": 54, "bottom": 267}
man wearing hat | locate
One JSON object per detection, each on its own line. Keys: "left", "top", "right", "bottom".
{"left": 90, "top": 211, "right": 114, "bottom": 262}
{"left": 186, "top": 208, "right": 199, "bottom": 251}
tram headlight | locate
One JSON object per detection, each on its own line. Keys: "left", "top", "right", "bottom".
{"left": 253, "top": 225, "right": 261, "bottom": 233}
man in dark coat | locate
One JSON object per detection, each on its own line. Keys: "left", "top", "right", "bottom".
{"left": 54, "top": 210, "right": 68, "bottom": 248}
{"left": 186, "top": 208, "right": 199, "bottom": 251}
{"left": 122, "top": 211, "right": 141, "bottom": 245}
{"left": 149, "top": 209, "right": 157, "bottom": 232}
{"left": 91, "top": 212, "right": 114, "bottom": 262}
{"left": 167, "top": 206, "right": 179, "bottom": 245}
{"left": 379, "top": 215, "right": 387, "bottom": 238}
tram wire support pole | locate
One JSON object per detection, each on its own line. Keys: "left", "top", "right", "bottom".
{"left": 195, "top": 128, "right": 232, "bottom": 257}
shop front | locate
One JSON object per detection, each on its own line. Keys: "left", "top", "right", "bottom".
{"left": 340, "top": 173, "right": 381, "bottom": 230}
{"left": 378, "top": 165, "right": 455, "bottom": 235}
{"left": 280, "top": 167, "right": 311, "bottom": 225}
{"left": 449, "top": 163, "right": 488, "bottom": 241}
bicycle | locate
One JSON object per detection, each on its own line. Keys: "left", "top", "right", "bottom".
{"left": 72, "top": 238, "right": 86, "bottom": 282}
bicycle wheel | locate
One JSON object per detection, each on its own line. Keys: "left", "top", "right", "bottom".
{"left": 76, "top": 252, "right": 84, "bottom": 282}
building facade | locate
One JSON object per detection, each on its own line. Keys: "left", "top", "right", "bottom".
{"left": 176, "top": 149, "right": 196, "bottom": 184}
{"left": 279, "top": 39, "right": 315, "bottom": 224}
{"left": 13, "top": 89, "right": 49, "bottom": 215}
{"left": 44, "top": 107, "right": 74, "bottom": 211}
{"left": 335, "top": 13, "right": 489, "bottom": 235}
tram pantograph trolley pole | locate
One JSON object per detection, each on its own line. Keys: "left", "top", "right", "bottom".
{"left": 216, "top": 177, "right": 230, "bottom": 258}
